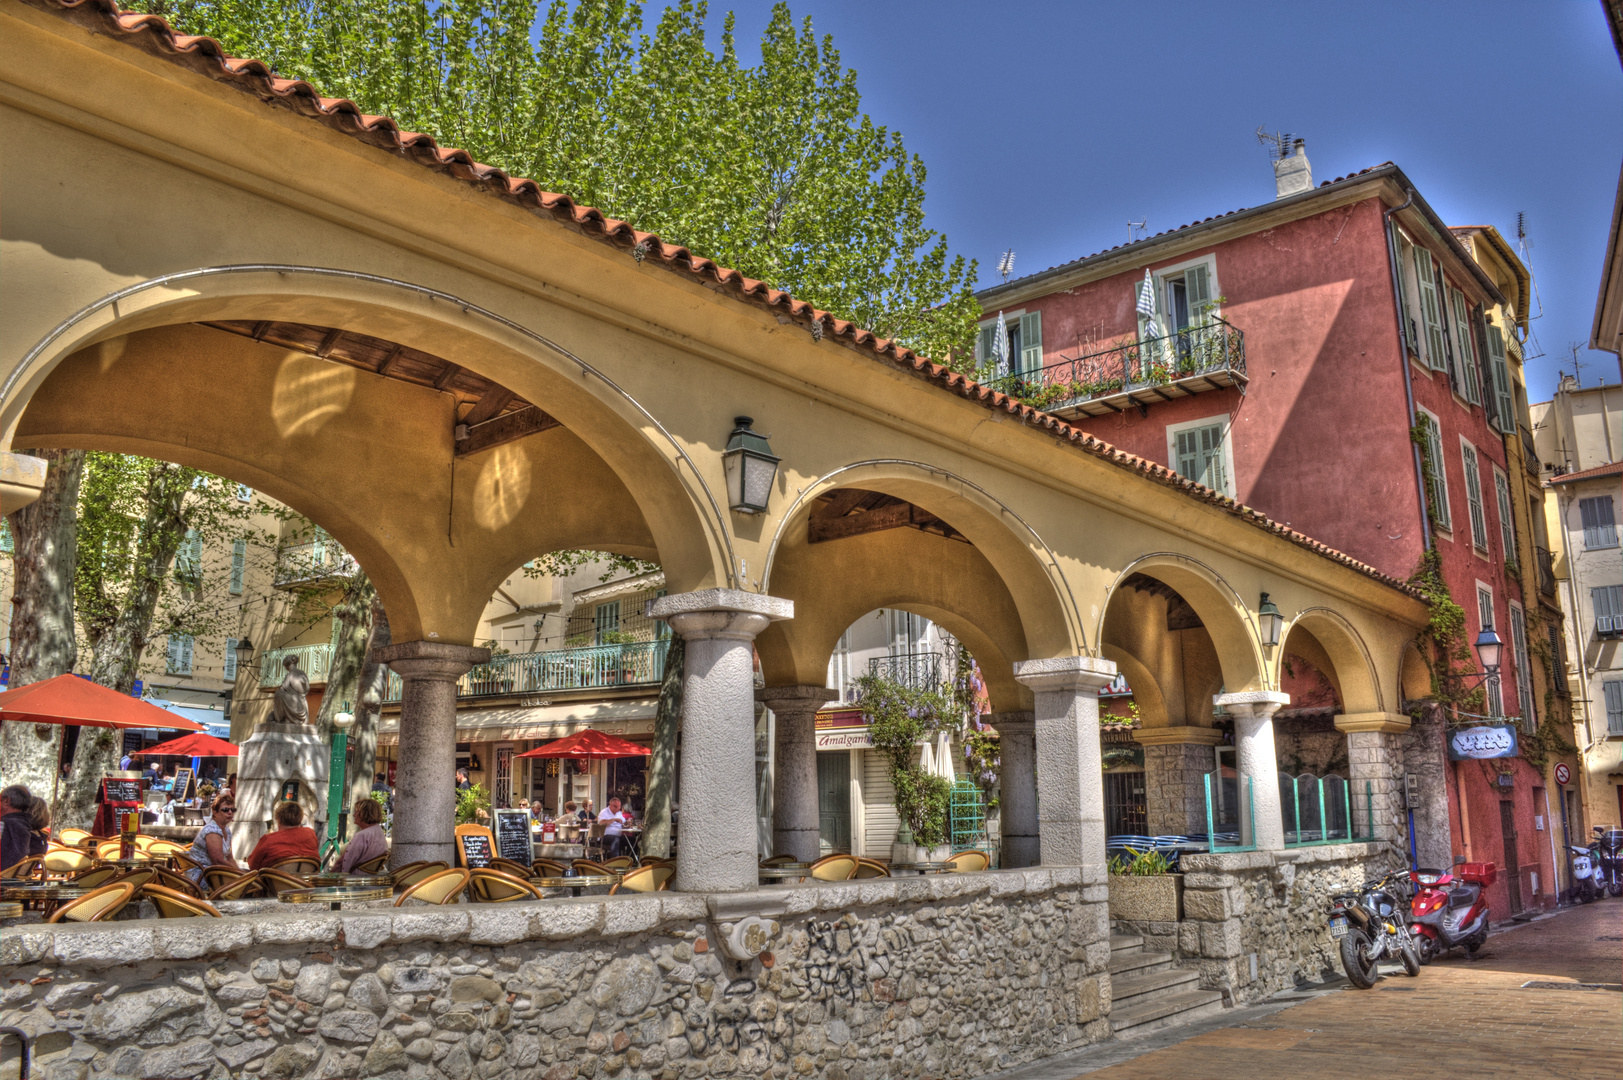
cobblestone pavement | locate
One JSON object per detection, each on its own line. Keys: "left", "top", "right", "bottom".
{"left": 985, "top": 898, "right": 1622, "bottom": 1080}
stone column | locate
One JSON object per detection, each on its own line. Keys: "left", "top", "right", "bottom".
{"left": 1013, "top": 657, "right": 1118, "bottom": 879}
{"left": 1215, "top": 691, "right": 1290, "bottom": 851}
{"left": 1135, "top": 727, "right": 1224, "bottom": 836}
{"left": 757, "top": 684, "right": 838, "bottom": 863}
{"left": 990, "top": 712, "right": 1038, "bottom": 868}
{"left": 372, "top": 640, "right": 488, "bottom": 868}
{"left": 1336, "top": 713, "right": 1411, "bottom": 846}
{"left": 652, "top": 589, "right": 793, "bottom": 893}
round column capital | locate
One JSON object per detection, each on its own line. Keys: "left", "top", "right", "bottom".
{"left": 370, "top": 640, "right": 489, "bottom": 682}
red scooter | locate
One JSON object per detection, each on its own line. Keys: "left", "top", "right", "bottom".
{"left": 1408, "top": 858, "right": 1494, "bottom": 963}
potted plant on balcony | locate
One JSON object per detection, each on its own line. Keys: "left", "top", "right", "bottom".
{"left": 471, "top": 642, "right": 514, "bottom": 695}
{"left": 598, "top": 629, "right": 639, "bottom": 685}
{"left": 1107, "top": 847, "right": 1184, "bottom": 923}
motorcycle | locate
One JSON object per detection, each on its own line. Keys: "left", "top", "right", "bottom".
{"left": 1569, "top": 843, "right": 1601, "bottom": 903}
{"left": 1409, "top": 858, "right": 1493, "bottom": 963}
{"left": 1328, "top": 871, "right": 1421, "bottom": 988}
{"left": 1591, "top": 827, "right": 1623, "bottom": 898}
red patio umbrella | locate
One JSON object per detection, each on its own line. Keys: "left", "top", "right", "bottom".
{"left": 0, "top": 673, "right": 205, "bottom": 731}
{"left": 516, "top": 729, "right": 651, "bottom": 759}
{"left": 130, "top": 732, "right": 238, "bottom": 758}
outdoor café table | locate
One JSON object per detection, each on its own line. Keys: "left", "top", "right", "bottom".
{"left": 277, "top": 885, "right": 393, "bottom": 911}
{"left": 530, "top": 873, "right": 618, "bottom": 897}
{"left": 96, "top": 856, "right": 160, "bottom": 870}
{"left": 887, "top": 861, "right": 954, "bottom": 875}
{"left": 0, "top": 901, "right": 25, "bottom": 921}
{"left": 1, "top": 882, "right": 91, "bottom": 915}
{"left": 306, "top": 873, "right": 393, "bottom": 889}
{"left": 757, "top": 865, "right": 811, "bottom": 884}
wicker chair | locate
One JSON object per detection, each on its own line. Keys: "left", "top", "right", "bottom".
{"left": 93, "top": 839, "right": 125, "bottom": 860}
{"left": 206, "top": 872, "right": 264, "bottom": 902}
{"left": 150, "top": 867, "right": 205, "bottom": 897}
{"left": 531, "top": 858, "right": 568, "bottom": 877}
{"left": 609, "top": 865, "right": 674, "bottom": 894}
{"left": 808, "top": 854, "right": 858, "bottom": 881}
{"left": 467, "top": 868, "right": 543, "bottom": 903}
{"left": 760, "top": 855, "right": 798, "bottom": 867}
{"left": 71, "top": 866, "right": 121, "bottom": 890}
{"left": 944, "top": 850, "right": 989, "bottom": 873}
{"left": 46, "top": 881, "right": 136, "bottom": 923}
{"left": 571, "top": 860, "right": 618, "bottom": 877}
{"left": 1, "top": 855, "right": 41, "bottom": 880}
{"left": 112, "top": 867, "right": 159, "bottom": 892}
{"left": 56, "top": 828, "right": 92, "bottom": 847}
{"left": 170, "top": 853, "right": 203, "bottom": 875}
{"left": 488, "top": 858, "right": 534, "bottom": 879}
{"left": 353, "top": 854, "right": 390, "bottom": 875}
{"left": 391, "top": 862, "right": 448, "bottom": 892}
{"left": 395, "top": 868, "right": 469, "bottom": 906}
{"left": 201, "top": 865, "right": 249, "bottom": 892}
{"left": 602, "top": 855, "right": 634, "bottom": 870}
{"left": 146, "top": 839, "right": 187, "bottom": 858}
{"left": 852, "top": 859, "right": 891, "bottom": 879}
{"left": 144, "top": 884, "right": 222, "bottom": 918}
{"left": 258, "top": 868, "right": 312, "bottom": 896}
{"left": 268, "top": 858, "right": 319, "bottom": 877}
{"left": 42, "top": 849, "right": 93, "bottom": 877}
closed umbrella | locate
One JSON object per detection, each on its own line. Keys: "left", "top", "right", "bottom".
{"left": 993, "top": 310, "right": 1011, "bottom": 380}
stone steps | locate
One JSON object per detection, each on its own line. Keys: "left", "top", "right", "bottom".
{"left": 1107, "top": 927, "right": 1227, "bottom": 1038}
{"left": 1110, "top": 988, "right": 1228, "bottom": 1036}
{"left": 1108, "top": 943, "right": 1175, "bottom": 978}
{"left": 1110, "top": 965, "right": 1203, "bottom": 1007}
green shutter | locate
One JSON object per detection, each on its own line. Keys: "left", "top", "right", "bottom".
{"left": 1185, "top": 265, "right": 1211, "bottom": 324}
{"left": 1463, "top": 443, "right": 1487, "bottom": 551}
{"left": 1495, "top": 470, "right": 1516, "bottom": 559}
{"left": 1450, "top": 290, "right": 1481, "bottom": 404}
{"left": 1415, "top": 249, "right": 1446, "bottom": 371}
{"left": 1200, "top": 423, "right": 1227, "bottom": 493}
{"left": 224, "top": 638, "right": 238, "bottom": 682}
{"left": 977, "top": 326, "right": 995, "bottom": 367}
{"left": 230, "top": 539, "right": 245, "bottom": 595}
{"left": 1174, "top": 429, "right": 1200, "bottom": 479}
{"left": 1485, "top": 320, "right": 1514, "bottom": 431}
{"left": 1422, "top": 414, "right": 1450, "bottom": 530}
{"left": 1019, "top": 311, "right": 1043, "bottom": 376}
{"left": 1395, "top": 238, "right": 1416, "bottom": 351}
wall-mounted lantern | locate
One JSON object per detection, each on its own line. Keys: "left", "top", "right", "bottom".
{"left": 1258, "top": 593, "right": 1283, "bottom": 648}
{"left": 1473, "top": 629, "right": 1503, "bottom": 675}
{"left": 722, "top": 416, "right": 780, "bottom": 515}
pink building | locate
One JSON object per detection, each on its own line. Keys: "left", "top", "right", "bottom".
{"left": 977, "top": 149, "right": 1553, "bottom": 916}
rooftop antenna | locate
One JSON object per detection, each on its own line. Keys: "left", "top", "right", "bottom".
{"left": 997, "top": 249, "right": 1016, "bottom": 283}
{"left": 1128, "top": 220, "right": 1148, "bottom": 242}
{"left": 1255, "top": 126, "right": 1298, "bottom": 160}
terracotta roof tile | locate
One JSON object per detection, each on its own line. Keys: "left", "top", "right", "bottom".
{"left": 30, "top": 0, "right": 1422, "bottom": 602}
{"left": 1549, "top": 460, "right": 1623, "bottom": 484}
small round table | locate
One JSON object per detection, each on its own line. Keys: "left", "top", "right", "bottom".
{"left": 96, "top": 857, "right": 158, "bottom": 870}
{"left": 530, "top": 873, "right": 618, "bottom": 897}
{"left": 0, "top": 901, "right": 25, "bottom": 920}
{"left": 757, "top": 866, "right": 811, "bottom": 883}
{"left": 306, "top": 873, "right": 394, "bottom": 889}
{"left": 888, "top": 861, "right": 954, "bottom": 875}
{"left": 1, "top": 883, "right": 92, "bottom": 916}
{"left": 277, "top": 885, "right": 393, "bottom": 910}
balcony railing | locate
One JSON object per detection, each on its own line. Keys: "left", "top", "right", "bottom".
{"left": 1519, "top": 426, "right": 1540, "bottom": 478}
{"left": 983, "top": 317, "right": 1246, "bottom": 417}
{"left": 274, "top": 540, "right": 359, "bottom": 587}
{"left": 867, "top": 651, "right": 945, "bottom": 692}
{"left": 1535, "top": 546, "right": 1557, "bottom": 598}
{"left": 381, "top": 640, "right": 670, "bottom": 704}
{"left": 259, "top": 643, "right": 335, "bottom": 688}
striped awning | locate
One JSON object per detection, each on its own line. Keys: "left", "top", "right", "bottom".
{"left": 375, "top": 697, "right": 658, "bottom": 746}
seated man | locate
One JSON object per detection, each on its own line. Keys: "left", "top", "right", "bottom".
{"left": 246, "top": 800, "right": 319, "bottom": 870}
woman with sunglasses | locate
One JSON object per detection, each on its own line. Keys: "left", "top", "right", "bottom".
{"left": 186, "top": 795, "right": 244, "bottom": 884}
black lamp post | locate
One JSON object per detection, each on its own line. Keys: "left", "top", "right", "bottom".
{"left": 1257, "top": 592, "right": 1283, "bottom": 648}
{"left": 721, "top": 417, "right": 780, "bottom": 515}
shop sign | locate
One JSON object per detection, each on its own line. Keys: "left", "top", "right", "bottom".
{"left": 815, "top": 707, "right": 868, "bottom": 731}
{"left": 1098, "top": 673, "right": 1133, "bottom": 699}
{"left": 1447, "top": 723, "right": 1518, "bottom": 760}
{"left": 815, "top": 728, "right": 873, "bottom": 751}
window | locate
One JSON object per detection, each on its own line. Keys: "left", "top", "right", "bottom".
{"left": 1448, "top": 288, "right": 1482, "bottom": 404}
{"left": 1167, "top": 416, "right": 1233, "bottom": 497}
{"left": 1493, "top": 468, "right": 1516, "bottom": 561}
{"left": 1593, "top": 584, "right": 1623, "bottom": 638}
{"left": 1484, "top": 319, "right": 1515, "bottom": 432}
{"left": 174, "top": 528, "right": 202, "bottom": 585}
{"left": 236, "top": 484, "right": 253, "bottom": 502}
{"left": 1461, "top": 441, "right": 1488, "bottom": 552}
{"left": 1605, "top": 681, "right": 1623, "bottom": 735}
{"left": 1396, "top": 236, "right": 1421, "bottom": 353}
{"left": 166, "top": 634, "right": 194, "bottom": 676}
{"left": 1477, "top": 586, "right": 1502, "bottom": 717}
{"left": 224, "top": 638, "right": 238, "bottom": 682}
{"left": 1548, "top": 621, "right": 1565, "bottom": 676}
{"left": 1414, "top": 247, "right": 1447, "bottom": 372}
{"left": 1417, "top": 409, "right": 1450, "bottom": 531}
{"left": 230, "top": 539, "right": 246, "bottom": 595}
{"left": 1580, "top": 496, "right": 1618, "bottom": 550}
{"left": 975, "top": 310, "right": 1043, "bottom": 377}
{"left": 1509, "top": 603, "right": 1534, "bottom": 732}
{"left": 594, "top": 601, "right": 621, "bottom": 644}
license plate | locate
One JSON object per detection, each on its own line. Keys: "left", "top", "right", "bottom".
{"left": 1330, "top": 917, "right": 1348, "bottom": 939}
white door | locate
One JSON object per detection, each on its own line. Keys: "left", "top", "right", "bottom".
{"left": 494, "top": 744, "right": 514, "bottom": 809}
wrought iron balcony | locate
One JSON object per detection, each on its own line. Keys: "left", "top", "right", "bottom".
{"left": 274, "top": 540, "right": 359, "bottom": 588}
{"left": 259, "top": 643, "right": 335, "bottom": 687}
{"left": 1519, "top": 426, "right": 1540, "bottom": 478}
{"left": 1534, "top": 546, "right": 1557, "bottom": 599}
{"left": 983, "top": 317, "right": 1246, "bottom": 417}
{"left": 867, "top": 651, "right": 945, "bottom": 692}
{"left": 381, "top": 639, "right": 670, "bottom": 703}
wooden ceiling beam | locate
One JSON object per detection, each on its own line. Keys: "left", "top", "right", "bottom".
{"left": 460, "top": 387, "right": 514, "bottom": 427}
{"left": 456, "top": 406, "right": 560, "bottom": 457}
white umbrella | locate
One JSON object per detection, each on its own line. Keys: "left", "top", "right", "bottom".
{"left": 934, "top": 732, "right": 957, "bottom": 783}
{"left": 993, "top": 310, "right": 1011, "bottom": 379}
{"left": 1136, "top": 269, "right": 1158, "bottom": 330}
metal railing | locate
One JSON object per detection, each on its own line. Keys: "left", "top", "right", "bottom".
{"left": 260, "top": 643, "right": 335, "bottom": 687}
{"left": 984, "top": 317, "right": 1245, "bottom": 410}
{"left": 1280, "top": 773, "right": 1374, "bottom": 847}
{"left": 867, "top": 651, "right": 945, "bottom": 691}
{"left": 382, "top": 640, "right": 670, "bottom": 703}
{"left": 274, "top": 540, "right": 359, "bottom": 586}
{"left": 1534, "top": 546, "right": 1557, "bottom": 598}
{"left": 1519, "top": 426, "right": 1540, "bottom": 477}
{"left": 1204, "top": 772, "right": 1256, "bottom": 853}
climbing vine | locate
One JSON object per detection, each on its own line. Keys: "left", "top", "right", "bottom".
{"left": 1517, "top": 713, "right": 1577, "bottom": 771}
{"left": 1406, "top": 549, "right": 1483, "bottom": 713}
{"left": 854, "top": 668, "right": 977, "bottom": 849}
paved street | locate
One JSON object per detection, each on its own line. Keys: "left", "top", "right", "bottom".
{"left": 990, "top": 900, "right": 1622, "bottom": 1080}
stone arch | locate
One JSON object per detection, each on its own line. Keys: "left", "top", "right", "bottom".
{"left": 1284, "top": 609, "right": 1384, "bottom": 715}
{"left": 1099, "top": 553, "right": 1267, "bottom": 694}
{"left": 4, "top": 268, "right": 728, "bottom": 641}
{"left": 1098, "top": 644, "right": 1170, "bottom": 728}
{"left": 1400, "top": 642, "right": 1432, "bottom": 704}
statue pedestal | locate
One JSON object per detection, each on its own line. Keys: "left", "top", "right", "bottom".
{"left": 234, "top": 722, "right": 329, "bottom": 860}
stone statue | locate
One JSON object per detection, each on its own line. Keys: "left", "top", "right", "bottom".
{"left": 271, "top": 654, "right": 311, "bottom": 724}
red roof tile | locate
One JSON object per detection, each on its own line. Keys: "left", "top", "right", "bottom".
{"left": 1549, "top": 460, "right": 1623, "bottom": 484}
{"left": 30, "top": 0, "right": 1423, "bottom": 602}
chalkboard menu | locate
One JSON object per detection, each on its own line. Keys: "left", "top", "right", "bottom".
{"left": 102, "top": 777, "right": 144, "bottom": 805}
{"left": 457, "top": 828, "right": 494, "bottom": 868}
{"left": 171, "top": 768, "right": 195, "bottom": 802}
{"left": 493, "top": 810, "right": 533, "bottom": 865}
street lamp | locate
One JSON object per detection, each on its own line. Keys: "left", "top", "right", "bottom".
{"left": 1473, "top": 629, "right": 1503, "bottom": 674}
{"left": 322, "top": 702, "right": 356, "bottom": 866}
{"left": 1257, "top": 593, "right": 1283, "bottom": 648}
{"left": 721, "top": 417, "right": 780, "bottom": 515}
{"left": 234, "top": 637, "right": 256, "bottom": 673}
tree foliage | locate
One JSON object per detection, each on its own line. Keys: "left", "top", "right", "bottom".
{"left": 137, "top": 0, "right": 981, "bottom": 360}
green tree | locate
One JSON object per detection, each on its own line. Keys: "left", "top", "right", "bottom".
{"left": 139, "top": 0, "right": 980, "bottom": 360}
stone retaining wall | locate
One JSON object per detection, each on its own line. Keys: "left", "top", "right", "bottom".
{"left": 0, "top": 868, "right": 1110, "bottom": 1080}
{"left": 1176, "top": 842, "right": 1400, "bottom": 1004}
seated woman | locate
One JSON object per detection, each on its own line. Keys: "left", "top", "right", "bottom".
{"left": 246, "top": 800, "right": 319, "bottom": 870}
{"left": 186, "top": 795, "right": 244, "bottom": 883}
{"left": 337, "top": 797, "right": 388, "bottom": 873}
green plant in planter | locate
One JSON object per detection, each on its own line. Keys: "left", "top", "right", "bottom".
{"left": 455, "top": 783, "right": 490, "bottom": 825}
{"left": 1108, "top": 846, "right": 1172, "bottom": 876}
{"left": 598, "top": 629, "right": 639, "bottom": 646}
{"left": 854, "top": 672, "right": 962, "bottom": 850}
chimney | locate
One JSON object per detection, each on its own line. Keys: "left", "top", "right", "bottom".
{"left": 1273, "top": 138, "right": 1312, "bottom": 200}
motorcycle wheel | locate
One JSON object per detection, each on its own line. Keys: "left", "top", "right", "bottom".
{"left": 1339, "top": 929, "right": 1378, "bottom": 989}
{"left": 1610, "top": 882, "right": 1621, "bottom": 898}
{"left": 1400, "top": 937, "right": 1421, "bottom": 977}
{"left": 1415, "top": 935, "right": 1435, "bottom": 965}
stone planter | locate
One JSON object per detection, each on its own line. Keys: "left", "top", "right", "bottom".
{"left": 891, "top": 841, "right": 953, "bottom": 864}
{"left": 1108, "top": 872, "right": 1184, "bottom": 922}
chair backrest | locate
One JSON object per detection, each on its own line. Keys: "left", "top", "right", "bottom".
{"left": 72, "top": 866, "right": 121, "bottom": 889}
{"left": 268, "top": 858, "right": 319, "bottom": 877}
{"left": 259, "top": 868, "right": 312, "bottom": 896}
{"left": 169, "top": 852, "right": 203, "bottom": 874}
{"left": 395, "top": 867, "right": 470, "bottom": 906}
{"left": 206, "top": 871, "right": 264, "bottom": 902}
{"left": 853, "top": 859, "right": 891, "bottom": 879}
{"left": 571, "top": 860, "right": 616, "bottom": 876}
{"left": 42, "top": 849, "right": 93, "bottom": 875}
{"left": 602, "top": 855, "right": 633, "bottom": 870}
{"left": 809, "top": 854, "right": 857, "bottom": 881}
{"left": 94, "top": 839, "right": 123, "bottom": 859}
{"left": 452, "top": 823, "right": 496, "bottom": 868}
{"left": 531, "top": 858, "right": 568, "bottom": 877}
{"left": 489, "top": 858, "right": 533, "bottom": 879}
{"left": 1, "top": 855, "right": 42, "bottom": 880}
{"left": 131, "top": 834, "right": 160, "bottom": 851}
{"left": 391, "top": 862, "right": 448, "bottom": 891}
{"left": 47, "top": 881, "right": 136, "bottom": 923}
{"left": 201, "top": 865, "right": 246, "bottom": 889}
{"left": 146, "top": 839, "right": 186, "bottom": 857}
{"left": 354, "top": 854, "right": 390, "bottom": 875}
{"left": 113, "top": 867, "right": 158, "bottom": 892}
{"left": 945, "top": 850, "right": 989, "bottom": 873}
{"left": 760, "top": 855, "right": 797, "bottom": 867}
{"left": 151, "top": 867, "right": 204, "bottom": 896}
{"left": 610, "top": 865, "right": 673, "bottom": 894}
{"left": 57, "top": 828, "right": 92, "bottom": 847}
{"left": 467, "top": 868, "right": 542, "bottom": 903}
{"left": 144, "top": 883, "right": 222, "bottom": 918}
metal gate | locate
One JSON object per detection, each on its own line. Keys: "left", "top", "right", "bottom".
{"left": 1105, "top": 770, "right": 1147, "bottom": 837}
{"left": 493, "top": 744, "right": 514, "bottom": 809}
{"left": 817, "top": 752, "right": 852, "bottom": 854}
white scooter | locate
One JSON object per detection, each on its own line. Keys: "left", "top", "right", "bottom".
{"left": 1569, "top": 844, "right": 1603, "bottom": 903}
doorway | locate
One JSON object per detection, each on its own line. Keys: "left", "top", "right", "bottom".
{"left": 493, "top": 744, "right": 514, "bottom": 809}
{"left": 1499, "top": 800, "right": 1522, "bottom": 914}
{"left": 1105, "top": 771, "right": 1147, "bottom": 837}
{"left": 817, "top": 752, "right": 852, "bottom": 855}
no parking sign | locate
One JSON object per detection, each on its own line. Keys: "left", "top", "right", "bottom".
{"left": 1554, "top": 762, "right": 1571, "bottom": 786}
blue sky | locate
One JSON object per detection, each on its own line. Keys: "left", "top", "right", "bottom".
{"left": 662, "top": 0, "right": 1621, "bottom": 401}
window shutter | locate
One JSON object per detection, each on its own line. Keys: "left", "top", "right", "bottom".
{"left": 224, "top": 638, "right": 238, "bottom": 682}
{"left": 1019, "top": 311, "right": 1043, "bottom": 376}
{"left": 230, "top": 539, "right": 245, "bottom": 595}
{"left": 167, "top": 636, "right": 181, "bottom": 673}
{"left": 1463, "top": 444, "right": 1488, "bottom": 551}
{"left": 1200, "top": 423, "right": 1227, "bottom": 493}
{"left": 1185, "top": 265, "right": 1211, "bottom": 324}
{"left": 1421, "top": 414, "right": 1450, "bottom": 530}
{"left": 1509, "top": 608, "right": 1534, "bottom": 730}
{"left": 1450, "top": 291, "right": 1481, "bottom": 404}
{"left": 1415, "top": 249, "right": 1446, "bottom": 371}
{"left": 1175, "top": 429, "right": 1200, "bottom": 480}
{"left": 172, "top": 635, "right": 193, "bottom": 676}
{"left": 1494, "top": 470, "right": 1516, "bottom": 559}
{"left": 1477, "top": 588, "right": 1494, "bottom": 632}
{"left": 977, "top": 326, "right": 995, "bottom": 367}
{"left": 1396, "top": 238, "right": 1417, "bottom": 350}
{"left": 1595, "top": 585, "right": 1620, "bottom": 635}
{"left": 1485, "top": 321, "right": 1514, "bottom": 431}
{"left": 1581, "top": 496, "right": 1617, "bottom": 549}
{"left": 1605, "top": 681, "right": 1623, "bottom": 734}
